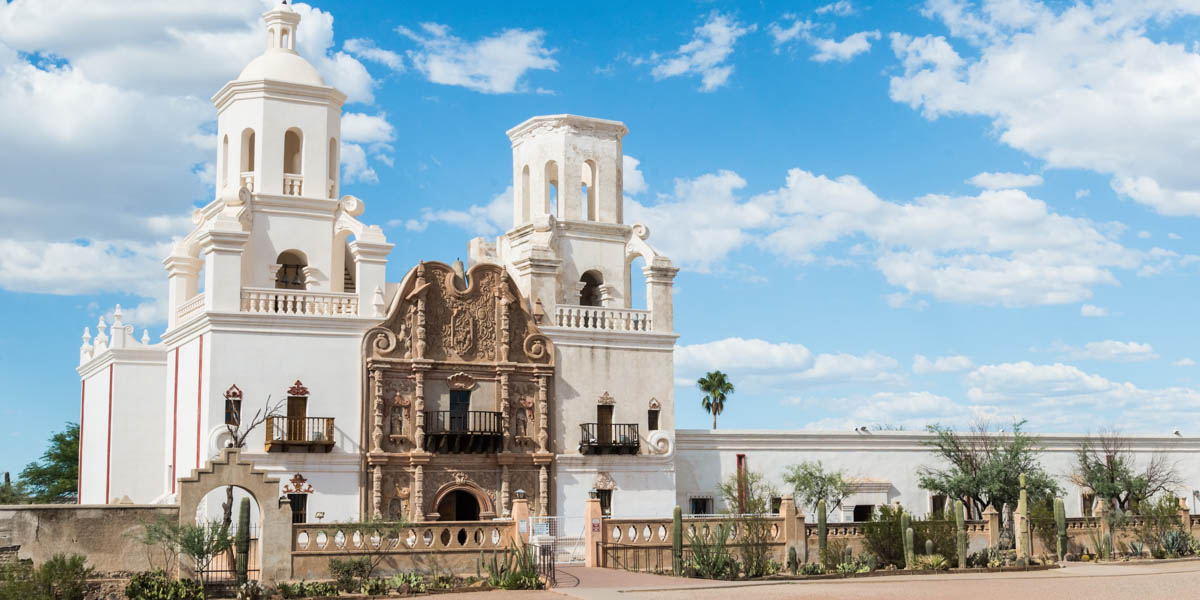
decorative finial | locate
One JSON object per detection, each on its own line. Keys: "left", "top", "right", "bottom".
{"left": 112, "top": 304, "right": 123, "bottom": 327}
{"left": 82, "top": 327, "right": 92, "bottom": 344}
{"left": 96, "top": 315, "right": 107, "bottom": 331}
{"left": 141, "top": 329, "right": 150, "bottom": 345}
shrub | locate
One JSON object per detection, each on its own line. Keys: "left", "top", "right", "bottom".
{"left": 818, "top": 539, "right": 848, "bottom": 572}
{"left": 277, "top": 580, "right": 337, "bottom": 598}
{"left": 1135, "top": 495, "right": 1187, "bottom": 558}
{"left": 912, "top": 515, "right": 958, "bottom": 564}
{"left": 915, "top": 554, "right": 950, "bottom": 570}
{"left": 359, "top": 577, "right": 388, "bottom": 595}
{"left": 687, "top": 523, "right": 739, "bottom": 580}
{"left": 799, "top": 562, "right": 825, "bottom": 576}
{"left": 328, "top": 556, "right": 371, "bottom": 592}
{"left": 387, "top": 571, "right": 427, "bottom": 593}
{"left": 124, "top": 570, "right": 204, "bottom": 600}
{"left": 861, "top": 505, "right": 905, "bottom": 567}
{"left": 1162, "top": 529, "right": 1191, "bottom": 558}
{"left": 476, "top": 543, "right": 544, "bottom": 590}
{"left": 32, "top": 553, "right": 92, "bottom": 600}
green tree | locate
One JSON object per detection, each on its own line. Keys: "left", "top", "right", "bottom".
{"left": 697, "top": 371, "right": 734, "bottom": 430}
{"left": 19, "top": 423, "right": 78, "bottom": 504}
{"left": 782, "top": 460, "right": 850, "bottom": 514}
{"left": 918, "top": 420, "right": 1060, "bottom": 519}
{"left": 1072, "top": 430, "right": 1181, "bottom": 512}
{"left": 0, "top": 472, "right": 27, "bottom": 504}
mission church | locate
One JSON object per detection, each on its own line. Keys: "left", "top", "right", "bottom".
{"left": 74, "top": 3, "right": 1200, "bottom": 528}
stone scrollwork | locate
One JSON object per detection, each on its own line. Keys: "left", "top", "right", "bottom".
{"left": 593, "top": 472, "right": 616, "bottom": 491}
{"left": 447, "top": 372, "right": 477, "bottom": 391}
{"left": 648, "top": 430, "right": 673, "bottom": 456}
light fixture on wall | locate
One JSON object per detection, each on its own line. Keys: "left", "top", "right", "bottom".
{"left": 315, "top": 511, "right": 325, "bottom": 523}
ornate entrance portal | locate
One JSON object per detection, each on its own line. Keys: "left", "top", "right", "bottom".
{"left": 436, "top": 489, "right": 481, "bottom": 521}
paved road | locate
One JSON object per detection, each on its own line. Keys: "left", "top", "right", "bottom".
{"left": 410, "top": 560, "right": 1200, "bottom": 600}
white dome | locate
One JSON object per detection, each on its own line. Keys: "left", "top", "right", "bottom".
{"left": 237, "top": 51, "right": 325, "bottom": 87}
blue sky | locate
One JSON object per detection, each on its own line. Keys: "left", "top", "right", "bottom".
{"left": 2, "top": 0, "right": 1200, "bottom": 474}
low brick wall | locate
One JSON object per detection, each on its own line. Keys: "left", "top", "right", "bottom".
{"left": 0, "top": 504, "right": 179, "bottom": 573}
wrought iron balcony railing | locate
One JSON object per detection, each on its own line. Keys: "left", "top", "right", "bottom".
{"left": 579, "top": 423, "right": 640, "bottom": 455}
{"left": 422, "top": 411, "right": 502, "bottom": 454}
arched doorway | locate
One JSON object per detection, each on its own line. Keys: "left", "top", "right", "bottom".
{"left": 436, "top": 489, "right": 480, "bottom": 521}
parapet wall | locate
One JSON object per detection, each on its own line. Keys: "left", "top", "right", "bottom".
{"left": 0, "top": 504, "right": 179, "bottom": 573}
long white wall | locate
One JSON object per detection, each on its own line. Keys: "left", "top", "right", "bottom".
{"left": 676, "top": 430, "right": 1200, "bottom": 520}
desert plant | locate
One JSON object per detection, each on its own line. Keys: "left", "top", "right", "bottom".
{"left": 124, "top": 570, "right": 204, "bottom": 600}
{"left": 925, "top": 539, "right": 933, "bottom": 555}
{"left": 799, "top": 562, "right": 824, "bottom": 575}
{"left": 29, "top": 553, "right": 92, "bottom": 600}
{"left": 915, "top": 553, "right": 950, "bottom": 570}
{"left": 687, "top": 523, "right": 739, "bottom": 580}
{"left": 787, "top": 546, "right": 799, "bottom": 575}
{"left": 672, "top": 505, "right": 683, "bottom": 575}
{"left": 1134, "top": 495, "right": 1186, "bottom": 558}
{"left": 236, "top": 580, "right": 265, "bottom": 600}
{"left": 716, "top": 469, "right": 778, "bottom": 577}
{"left": 783, "top": 460, "right": 851, "bottom": 515}
{"left": 1054, "top": 496, "right": 1066, "bottom": 561}
{"left": 321, "top": 518, "right": 407, "bottom": 578}
{"left": 387, "top": 572, "right": 427, "bottom": 593}
{"left": 276, "top": 580, "right": 337, "bottom": 598}
{"left": 905, "top": 527, "right": 915, "bottom": 568}
{"left": 860, "top": 505, "right": 905, "bottom": 567}
{"left": 819, "top": 538, "right": 849, "bottom": 572}
{"left": 1162, "top": 529, "right": 1191, "bottom": 558}
{"left": 955, "top": 499, "right": 967, "bottom": 568}
{"left": 359, "top": 577, "right": 388, "bottom": 595}
{"left": 329, "top": 556, "right": 370, "bottom": 592}
{"left": 476, "top": 542, "right": 543, "bottom": 590}
{"left": 176, "top": 520, "right": 231, "bottom": 582}
{"left": 235, "top": 497, "right": 250, "bottom": 586}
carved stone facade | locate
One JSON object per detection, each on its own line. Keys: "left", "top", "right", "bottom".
{"left": 363, "top": 261, "right": 554, "bottom": 521}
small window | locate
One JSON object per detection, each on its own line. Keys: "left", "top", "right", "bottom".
{"left": 689, "top": 497, "right": 713, "bottom": 515}
{"left": 283, "top": 129, "right": 302, "bottom": 175}
{"left": 853, "top": 504, "right": 874, "bottom": 522}
{"left": 1082, "top": 493, "right": 1095, "bottom": 517}
{"left": 275, "top": 251, "right": 307, "bottom": 290}
{"left": 771, "top": 497, "right": 782, "bottom": 514}
{"left": 647, "top": 409, "right": 659, "bottom": 431}
{"left": 225, "top": 397, "right": 241, "bottom": 426}
{"left": 735, "top": 454, "right": 747, "bottom": 513}
{"left": 597, "top": 489, "right": 612, "bottom": 516}
{"left": 931, "top": 494, "right": 947, "bottom": 517}
{"left": 288, "top": 493, "right": 307, "bottom": 524}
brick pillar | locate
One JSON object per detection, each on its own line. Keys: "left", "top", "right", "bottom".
{"left": 1179, "top": 497, "right": 1191, "bottom": 533}
{"left": 511, "top": 490, "right": 530, "bottom": 547}
{"left": 780, "top": 496, "right": 807, "bottom": 563}
{"left": 982, "top": 505, "right": 1000, "bottom": 548}
{"left": 583, "top": 490, "right": 604, "bottom": 567}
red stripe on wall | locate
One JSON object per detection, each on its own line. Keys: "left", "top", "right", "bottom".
{"left": 78, "top": 380, "right": 85, "bottom": 504}
{"left": 171, "top": 347, "right": 180, "bottom": 493}
{"left": 195, "top": 335, "right": 203, "bottom": 470}
{"left": 104, "top": 363, "right": 114, "bottom": 504}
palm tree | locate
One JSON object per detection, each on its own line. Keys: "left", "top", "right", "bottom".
{"left": 697, "top": 371, "right": 734, "bottom": 429}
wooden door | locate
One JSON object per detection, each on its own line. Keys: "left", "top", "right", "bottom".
{"left": 287, "top": 396, "right": 307, "bottom": 441}
{"left": 597, "top": 405, "right": 613, "bottom": 444}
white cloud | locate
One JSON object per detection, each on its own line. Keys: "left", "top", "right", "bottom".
{"left": 967, "top": 171, "right": 1043, "bottom": 189}
{"left": 802, "top": 391, "right": 982, "bottom": 431}
{"left": 341, "top": 112, "right": 396, "bottom": 144}
{"left": 815, "top": 2, "right": 856, "bottom": 17}
{"left": 623, "top": 155, "right": 648, "bottom": 195}
{"left": 965, "top": 361, "right": 1119, "bottom": 403}
{"left": 767, "top": 17, "right": 814, "bottom": 48}
{"left": 1169, "top": 233, "right": 1182, "bottom": 240}
{"left": 1080, "top": 304, "right": 1108, "bottom": 317}
{"left": 398, "top": 187, "right": 511, "bottom": 237}
{"left": 1075, "top": 189, "right": 1091, "bottom": 199}
{"left": 1138, "top": 230, "right": 1152, "bottom": 239}
{"left": 676, "top": 337, "right": 900, "bottom": 394}
{"left": 891, "top": 2, "right": 1200, "bottom": 217}
{"left": 396, "top": 23, "right": 557, "bottom": 94}
{"left": 809, "top": 30, "right": 881, "bottom": 63}
{"left": 0, "top": 239, "right": 169, "bottom": 317}
{"left": 1173, "top": 358, "right": 1196, "bottom": 367}
{"left": 913, "top": 354, "right": 974, "bottom": 374}
{"left": 1060, "top": 340, "right": 1158, "bottom": 362}
{"left": 650, "top": 12, "right": 755, "bottom": 92}
{"left": 340, "top": 143, "right": 378, "bottom": 185}
{"left": 344, "top": 38, "right": 404, "bottom": 71}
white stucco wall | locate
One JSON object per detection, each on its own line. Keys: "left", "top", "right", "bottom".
{"left": 677, "top": 430, "right": 1200, "bottom": 520}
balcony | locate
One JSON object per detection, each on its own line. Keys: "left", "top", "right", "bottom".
{"left": 422, "top": 411, "right": 502, "bottom": 454}
{"left": 265, "top": 416, "right": 335, "bottom": 452}
{"left": 579, "top": 423, "right": 640, "bottom": 455}
{"left": 241, "top": 288, "right": 359, "bottom": 317}
{"left": 283, "top": 174, "right": 303, "bottom": 196}
{"left": 240, "top": 172, "right": 255, "bottom": 192}
{"left": 176, "top": 293, "right": 205, "bottom": 323}
{"left": 555, "top": 305, "right": 652, "bottom": 332}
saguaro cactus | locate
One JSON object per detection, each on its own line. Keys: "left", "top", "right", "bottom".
{"left": 1054, "top": 496, "right": 1066, "bottom": 562}
{"left": 925, "top": 539, "right": 933, "bottom": 556}
{"left": 955, "top": 499, "right": 967, "bottom": 569}
{"left": 900, "top": 510, "right": 911, "bottom": 567}
{"left": 904, "top": 527, "right": 915, "bottom": 568}
{"left": 235, "top": 497, "right": 250, "bottom": 586}
{"left": 817, "top": 499, "right": 828, "bottom": 559}
{"left": 672, "top": 505, "right": 683, "bottom": 575}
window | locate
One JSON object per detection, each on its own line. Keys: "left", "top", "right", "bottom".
{"left": 689, "top": 497, "right": 713, "bottom": 515}
{"left": 1082, "top": 493, "right": 1095, "bottom": 517}
{"left": 579, "top": 271, "right": 603, "bottom": 307}
{"left": 597, "top": 489, "right": 612, "bottom": 516}
{"left": 647, "top": 409, "right": 659, "bottom": 431}
{"left": 520, "top": 165, "right": 531, "bottom": 222}
{"left": 581, "top": 159, "right": 597, "bottom": 220}
{"left": 328, "top": 138, "right": 339, "bottom": 198}
{"left": 283, "top": 129, "right": 302, "bottom": 175}
{"left": 449, "top": 390, "right": 470, "bottom": 432}
{"left": 771, "top": 497, "right": 782, "bottom": 514}
{"left": 853, "top": 504, "right": 874, "bottom": 522}
{"left": 931, "top": 494, "right": 948, "bottom": 517}
{"left": 288, "top": 493, "right": 307, "bottom": 524}
{"left": 221, "top": 135, "right": 229, "bottom": 190}
{"left": 225, "top": 396, "right": 241, "bottom": 426}
{"left": 735, "top": 454, "right": 747, "bottom": 513}
{"left": 240, "top": 129, "right": 256, "bottom": 175}
{"left": 545, "top": 161, "right": 558, "bottom": 217}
